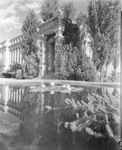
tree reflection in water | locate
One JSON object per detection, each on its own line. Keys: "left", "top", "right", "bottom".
{"left": 19, "top": 87, "right": 39, "bottom": 146}
{"left": 16, "top": 86, "right": 120, "bottom": 150}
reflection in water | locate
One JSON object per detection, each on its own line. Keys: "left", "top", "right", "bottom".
{"left": 0, "top": 84, "right": 121, "bottom": 150}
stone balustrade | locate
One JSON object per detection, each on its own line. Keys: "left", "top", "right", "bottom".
{"left": 0, "top": 85, "right": 25, "bottom": 115}
{"left": 0, "top": 40, "right": 6, "bottom": 48}
{"left": 10, "top": 34, "right": 24, "bottom": 46}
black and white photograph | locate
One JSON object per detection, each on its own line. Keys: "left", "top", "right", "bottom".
{"left": 0, "top": 0, "right": 121, "bottom": 149}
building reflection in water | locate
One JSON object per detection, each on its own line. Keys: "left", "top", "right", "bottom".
{"left": 0, "top": 83, "right": 120, "bottom": 150}
{"left": 0, "top": 83, "right": 45, "bottom": 118}
{"left": 0, "top": 85, "right": 25, "bottom": 116}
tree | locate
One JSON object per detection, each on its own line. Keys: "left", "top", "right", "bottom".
{"left": 40, "top": 0, "right": 59, "bottom": 21}
{"left": 61, "top": 2, "right": 80, "bottom": 47}
{"left": 19, "top": 90, "right": 39, "bottom": 146}
{"left": 75, "top": 12, "right": 87, "bottom": 28}
{"left": 76, "top": 51, "right": 98, "bottom": 82}
{"left": 61, "top": 2, "right": 76, "bottom": 21}
{"left": 21, "top": 9, "right": 39, "bottom": 55}
{"left": 75, "top": 12, "right": 91, "bottom": 56}
{"left": 54, "top": 2, "right": 98, "bottom": 81}
{"left": 62, "top": 19, "right": 80, "bottom": 47}
{"left": 56, "top": 44, "right": 98, "bottom": 81}
{"left": 112, "top": 53, "right": 119, "bottom": 76}
{"left": 87, "top": 0, "right": 120, "bottom": 81}
{"left": 21, "top": 10, "right": 39, "bottom": 78}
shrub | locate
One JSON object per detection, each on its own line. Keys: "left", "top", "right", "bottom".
{"left": 22, "top": 54, "right": 39, "bottom": 78}
{"left": 16, "top": 69, "right": 23, "bottom": 79}
{"left": 10, "top": 63, "right": 22, "bottom": 72}
{"left": 61, "top": 91, "right": 120, "bottom": 148}
{"left": 76, "top": 52, "right": 99, "bottom": 82}
{"left": 56, "top": 44, "right": 98, "bottom": 82}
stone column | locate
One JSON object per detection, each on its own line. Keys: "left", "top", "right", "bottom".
{"left": 54, "top": 25, "right": 63, "bottom": 74}
{"left": 20, "top": 51, "right": 22, "bottom": 64}
{"left": 18, "top": 49, "right": 20, "bottom": 63}
{"left": 38, "top": 34, "right": 47, "bottom": 77}
{"left": 15, "top": 49, "right": 17, "bottom": 63}
{"left": 17, "top": 48, "right": 19, "bottom": 63}
{"left": 16, "top": 89, "right": 18, "bottom": 103}
{"left": 11, "top": 88, "right": 13, "bottom": 101}
{"left": 17, "top": 49, "right": 19, "bottom": 64}
{"left": 18, "top": 89, "right": 21, "bottom": 103}
{"left": 4, "top": 85, "right": 9, "bottom": 105}
{"left": 11, "top": 50, "right": 12, "bottom": 65}
{"left": 8, "top": 87, "right": 10, "bottom": 101}
{"left": 13, "top": 49, "right": 15, "bottom": 63}
{"left": 9, "top": 50, "right": 11, "bottom": 65}
{"left": 3, "top": 85, "right": 9, "bottom": 113}
{"left": 22, "top": 88, "right": 25, "bottom": 95}
{"left": 12, "top": 49, "right": 13, "bottom": 64}
{"left": 13, "top": 89, "right": 15, "bottom": 103}
{"left": 13, "top": 49, "right": 14, "bottom": 63}
{"left": 4, "top": 40, "right": 10, "bottom": 71}
{"left": 40, "top": 93, "right": 44, "bottom": 120}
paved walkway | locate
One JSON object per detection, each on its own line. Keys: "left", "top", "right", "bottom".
{"left": 0, "top": 78, "right": 120, "bottom": 88}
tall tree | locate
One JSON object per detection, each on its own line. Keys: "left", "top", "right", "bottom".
{"left": 55, "top": 3, "right": 98, "bottom": 81}
{"left": 61, "top": 1, "right": 76, "bottom": 21}
{"left": 112, "top": 51, "right": 119, "bottom": 76}
{"left": 61, "top": 2, "right": 80, "bottom": 47}
{"left": 56, "top": 43, "right": 98, "bottom": 81}
{"left": 40, "top": 0, "right": 59, "bottom": 21}
{"left": 21, "top": 9, "right": 39, "bottom": 78}
{"left": 87, "top": 0, "right": 120, "bottom": 81}
{"left": 75, "top": 12, "right": 90, "bottom": 55}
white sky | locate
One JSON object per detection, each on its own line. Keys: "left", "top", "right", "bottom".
{"left": 0, "top": 0, "right": 88, "bottom": 42}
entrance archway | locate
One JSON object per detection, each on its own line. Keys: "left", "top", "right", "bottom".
{"left": 46, "top": 34, "right": 55, "bottom": 74}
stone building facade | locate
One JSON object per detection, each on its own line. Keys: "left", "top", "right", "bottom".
{"left": 36, "top": 17, "right": 64, "bottom": 77}
{"left": 0, "top": 16, "right": 95, "bottom": 78}
{"left": 0, "top": 36, "right": 25, "bottom": 74}
{"left": 0, "top": 17, "right": 64, "bottom": 77}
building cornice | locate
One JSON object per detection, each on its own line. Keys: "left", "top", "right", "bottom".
{"left": 0, "top": 16, "right": 59, "bottom": 49}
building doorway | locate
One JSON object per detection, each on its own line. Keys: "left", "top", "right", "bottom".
{"left": 46, "top": 33, "right": 55, "bottom": 75}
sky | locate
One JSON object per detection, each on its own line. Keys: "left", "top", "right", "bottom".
{"left": 0, "top": 0, "right": 88, "bottom": 43}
